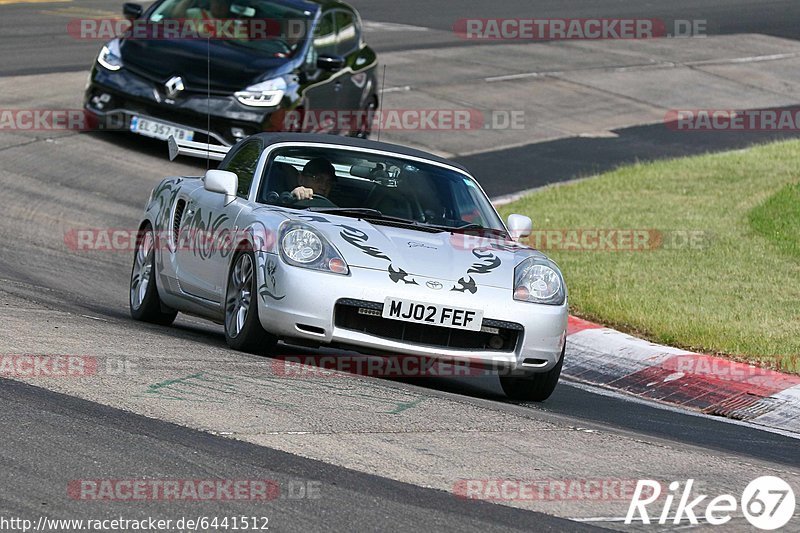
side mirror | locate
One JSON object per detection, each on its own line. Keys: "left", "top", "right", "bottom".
{"left": 507, "top": 214, "right": 532, "bottom": 241}
{"left": 204, "top": 170, "right": 238, "bottom": 205}
{"left": 123, "top": 2, "right": 143, "bottom": 21}
{"left": 317, "top": 55, "right": 345, "bottom": 72}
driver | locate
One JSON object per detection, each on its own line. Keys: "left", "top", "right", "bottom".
{"left": 290, "top": 157, "right": 336, "bottom": 200}
{"left": 169, "top": 0, "right": 232, "bottom": 26}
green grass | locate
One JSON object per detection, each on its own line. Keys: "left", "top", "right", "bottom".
{"left": 499, "top": 140, "right": 800, "bottom": 372}
{"left": 749, "top": 182, "right": 800, "bottom": 260}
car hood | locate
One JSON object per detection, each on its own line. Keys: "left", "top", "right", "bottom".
{"left": 285, "top": 213, "right": 544, "bottom": 290}
{"left": 120, "top": 38, "right": 292, "bottom": 92}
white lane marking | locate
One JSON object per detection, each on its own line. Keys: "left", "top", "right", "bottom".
{"left": 569, "top": 517, "right": 629, "bottom": 523}
{"left": 362, "top": 21, "right": 430, "bottom": 33}
{"left": 39, "top": 6, "right": 118, "bottom": 18}
{"left": 688, "top": 52, "right": 800, "bottom": 66}
{"left": 485, "top": 52, "right": 800, "bottom": 83}
{"left": 380, "top": 85, "right": 411, "bottom": 94}
{"left": 81, "top": 315, "right": 108, "bottom": 322}
{"left": 485, "top": 71, "right": 560, "bottom": 82}
{"left": 0, "top": 0, "right": 70, "bottom": 4}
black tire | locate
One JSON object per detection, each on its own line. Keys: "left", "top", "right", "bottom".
{"left": 129, "top": 224, "right": 178, "bottom": 326}
{"left": 500, "top": 345, "right": 565, "bottom": 402}
{"left": 351, "top": 97, "right": 377, "bottom": 139}
{"left": 224, "top": 250, "right": 278, "bottom": 354}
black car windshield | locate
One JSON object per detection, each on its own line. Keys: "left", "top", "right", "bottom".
{"left": 257, "top": 146, "right": 507, "bottom": 234}
{"left": 149, "top": 0, "right": 313, "bottom": 54}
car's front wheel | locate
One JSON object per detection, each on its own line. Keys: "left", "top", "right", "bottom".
{"left": 351, "top": 97, "right": 377, "bottom": 139}
{"left": 500, "top": 345, "right": 565, "bottom": 402}
{"left": 224, "top": 250, "right": 277, "bottom": 354}
{"left": 129, "top": 224, "right": 178, "bottom": 325}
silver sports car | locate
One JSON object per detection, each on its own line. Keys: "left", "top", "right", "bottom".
{"left": 130, "top": 133, "right": 568, "bottom": 400}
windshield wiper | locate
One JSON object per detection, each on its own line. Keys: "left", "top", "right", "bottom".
{"left": 308, "top": 207, "right": 422, "bottom": 226}
{"left": 430, "top": 223, "right": 509, "bottom": 238}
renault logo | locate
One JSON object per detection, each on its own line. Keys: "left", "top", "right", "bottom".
{"left": 164, "top": 76, "right": 185, "bottom": 99}
{"left": 426, "top": 281, "right": 443, "bottom": 290}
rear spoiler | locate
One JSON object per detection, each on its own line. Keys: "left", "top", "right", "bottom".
{"left": 168, "top": 136, "right": 230, "bottom": 162}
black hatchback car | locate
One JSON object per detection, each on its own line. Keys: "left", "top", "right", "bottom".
{"left": 84, "top": 0, "right": 379, "bottom": 146}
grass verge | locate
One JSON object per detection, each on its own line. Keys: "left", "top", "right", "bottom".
{"left": 499, "top": 140, "right": 800, "bottom": 372}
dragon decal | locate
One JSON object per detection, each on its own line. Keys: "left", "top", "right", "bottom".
{"left": 337, "top": 225, "right": 392, "bottom": 262}
{"left": 467, "top": 249, "right": 502, "bottom": 275}
{"left": 178, "top": 208, "right": 231, "bottom": 261}
{"left": 451, "top": 276, "right": 478, "bottom": 294}
{"left": 151, "top": 180, "right": 181, "bottom": 229}
{"left": 258, "top": 256, "right": 285, "bottom": 301}
{"left": 449, "top": 248, "right": 503, "bottom": 293}
{"left": 388, "top": 265, "right": 418, "bottom": 285}
{"left": 297, "top": 214, "right": 332, "bottom": 224}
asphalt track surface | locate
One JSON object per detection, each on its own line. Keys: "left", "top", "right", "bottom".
{"left": 459, "top": 113, "right": 800, "bottom": 197}
{"left": 2, "top": 0, "right": 800, "bottom": 76}
{"left": 1, "top": 1, "right": 800, "bottom": 531}
{"left": 0, "top": 378, "right": 592, "bottom": 532}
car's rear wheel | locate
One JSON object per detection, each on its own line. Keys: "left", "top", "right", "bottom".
{"left": 129, "top": 224, "right": 178, "bottom": 325}
{"left": 500, "top": 345, "right": 565, "bottom": 402}
{"left": 224, "top": 250, "right": 277, "bottom": 354}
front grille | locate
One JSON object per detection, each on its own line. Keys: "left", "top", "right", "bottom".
{"left": 334, "top": 299, "right": 522, "bottom": 352}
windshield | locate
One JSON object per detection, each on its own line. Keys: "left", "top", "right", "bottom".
{"left": 257, "top": 146, "right": 507, "bottom": 234}
{"left": 148, "top": 0, "right": 313, "bottom": 54}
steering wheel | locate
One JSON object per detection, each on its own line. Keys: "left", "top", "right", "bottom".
{"left": 287, "top": 194, "right": 337, "bottom": 208}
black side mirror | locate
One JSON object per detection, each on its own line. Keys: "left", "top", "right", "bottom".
{"left": 317, "top": 55, "right": 345, "bottom": 72}
{"left": 123, "top": 3, "right": 144, "bottom": 20}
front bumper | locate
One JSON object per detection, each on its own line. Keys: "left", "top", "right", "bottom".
{"left": 256, "top": 252, "right": 568, "bottom": 373}
{"left": 84, "top": 65, "right": 278, "bottom": 145}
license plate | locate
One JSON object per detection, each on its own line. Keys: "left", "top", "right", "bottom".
{"left": 382, "top": 297, "right": 484, "bottom": 331}
{"left": 130, "top": 116, "right": 194, "bottom": 142}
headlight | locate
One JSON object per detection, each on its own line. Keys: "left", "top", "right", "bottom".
{"left": 235, "top": 78, "right": 286, "bottom": 107}
{"left": 279, "top": 222, "right": 349, "bottom": 274}
{"left": 97, "top": 41, "right": 123, "bottom": 71}
{"left": 513, "top": 256, "right": 565, "bottom": 305}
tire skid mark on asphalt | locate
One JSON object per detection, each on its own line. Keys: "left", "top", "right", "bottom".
{"left": 140, "top": 370, "right": 426, "bottom": 414}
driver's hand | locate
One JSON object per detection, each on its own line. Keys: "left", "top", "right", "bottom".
{"left": 291, "top": 186, "right": 314, "bottom": 200}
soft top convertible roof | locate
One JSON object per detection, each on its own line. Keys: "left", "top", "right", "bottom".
{"left": 248, "top": 133, "right": 470, "bottom": 173}
{"left": 168, "top": 133, "right": 469, "bottom": 174}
